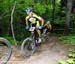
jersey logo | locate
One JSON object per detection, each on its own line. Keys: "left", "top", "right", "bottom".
{"left": 29, "top": 17, "right": 36, "bottom": 23}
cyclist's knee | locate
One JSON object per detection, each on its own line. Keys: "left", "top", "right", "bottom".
{"left": 36, "top": 30, "right": 41, "bottom": 36}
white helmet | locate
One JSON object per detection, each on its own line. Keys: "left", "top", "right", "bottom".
{"left": 25, "top": 8, "right": 33, "bottom": 14}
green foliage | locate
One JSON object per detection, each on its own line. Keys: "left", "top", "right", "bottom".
{"left": 55, "top": 0, "right": 61, "bottom": 14}
{"left": 55, "top": 17, "right": 65, "bottom": 25}
{"left": 3, "top": 35, "right": 22, "bottom": 45}
{"left": 68, "top": 53, "right": 75, "bottom": 58}
{"left": 59, "top": 34, "right": 75, "bottom": 45}
{"left": 58, "top": 60, "right": 68, "bottom": 64}
{"left": 34, "top": 3, "right": 46, "bottom": 14}
{"left": 0, "top": 0, "right": 75, "bottom": 43}
{"left": 58, "top": 50, "right": 75, "bottom": 64}
{"left": 67, "top": 59, "right": 75, "bottom": 64}
{"left": 3, "top": 35, "right": 15, "bottom": 45}
{"left": 56, "top": 0, "right": 61, "bottom": 4}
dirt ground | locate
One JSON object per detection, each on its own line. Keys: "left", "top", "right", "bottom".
{"left": 7, "top": 36, "right": 75, "bottom": 64}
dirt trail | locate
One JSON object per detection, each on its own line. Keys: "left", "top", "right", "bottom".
{"left": 8, "top": 36, "right": 75, "bottom": 64}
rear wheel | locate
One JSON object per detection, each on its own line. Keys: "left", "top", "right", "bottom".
{"left": 42, "top": 29, "right": 50, "bottom": 42}
{"left": 45, "top": 32, "right": 50, "bottom": 41}
{"left": 0, "top": 37, "right": 12, "bottom": 64}
{"left": 21, "top": 38, "right": 36, "bottom": 57}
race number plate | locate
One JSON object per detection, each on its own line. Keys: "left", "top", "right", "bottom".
{"left": 29, "top": 27, "right": 35, "bottom": 31}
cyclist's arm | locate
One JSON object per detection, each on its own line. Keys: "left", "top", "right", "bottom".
{"left": 40, "top": 17, "right": 44, "bottom": 26}
{"left": 26, "top": 20, "right": 29, "bottom": 26}
{"left": 33, "top": 14, "right": 44, "bottom": 26}
{"left": 25, "top": 16, "right": 29, "bottom": 26}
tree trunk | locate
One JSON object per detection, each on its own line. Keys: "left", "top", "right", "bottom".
{"left": 64, "top": 0, "right": 72, "bottom": 35}
{"left": 11, "top": 1, "right": 17, "bottom": 45}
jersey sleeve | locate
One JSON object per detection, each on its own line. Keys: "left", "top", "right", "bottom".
{"left": 33, "top": 13, "right": 42, "bottom": 20}
{"left": 25, "top": 16, "right": 29, "bottom": 20}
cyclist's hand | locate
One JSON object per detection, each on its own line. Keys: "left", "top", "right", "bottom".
{"left": 39, "top": 26, "right": 43, "bottom": 29}
{"left": 25, "top": 26, "right": 29, "bottom": 30}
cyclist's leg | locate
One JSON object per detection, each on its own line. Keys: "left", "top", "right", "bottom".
{"left": 36, "top": 29, "right": 41, "bottom": 37}
{"left": 36, "top": 29, "right": 42, "bottom": 43}
{"left": 36, "top": 22, "right": 42, "bottom": 43}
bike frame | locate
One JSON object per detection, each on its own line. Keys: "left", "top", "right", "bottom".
{"left": 29, "top": 28, "right": 39, "bottom": 45}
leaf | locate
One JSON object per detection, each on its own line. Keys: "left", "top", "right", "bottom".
{"left": 58, "top": 60, "right": 67, "bottom": 64}
{"left": 67, "top": 59, "right": 75, "bottom": 64}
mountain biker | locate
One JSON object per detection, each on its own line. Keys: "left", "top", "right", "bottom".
{"left": 25, "top": 8, "right": 44, "bottom": 43}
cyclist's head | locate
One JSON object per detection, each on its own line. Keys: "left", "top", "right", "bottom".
{"left": 25, "top": 8, "right": 33, "bottom": 16}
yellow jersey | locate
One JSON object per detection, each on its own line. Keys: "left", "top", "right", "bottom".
{"left": 25, "top": 13, "right": 41, "bottom": 27}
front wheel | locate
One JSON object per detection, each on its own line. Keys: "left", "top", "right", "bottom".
{"left": 0, "top": 37, "right": 12, "bottom": 64}
{"left": 21, "top": 38, "right": 36, "bottom": 57}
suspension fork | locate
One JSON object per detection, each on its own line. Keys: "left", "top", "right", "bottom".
{"left": 30, "top": 31, "right": 36, "bottom": 43}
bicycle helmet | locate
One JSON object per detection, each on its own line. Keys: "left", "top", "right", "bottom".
{"left": 25, "top": 8, "right": 33, "bottom": 14}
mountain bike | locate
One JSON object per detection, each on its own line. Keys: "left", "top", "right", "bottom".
{"left": 21, "top": 21, "right": 52, "bottom": 57}
{"left": 0, "top": 37, "right": 12, "bottom": 64}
